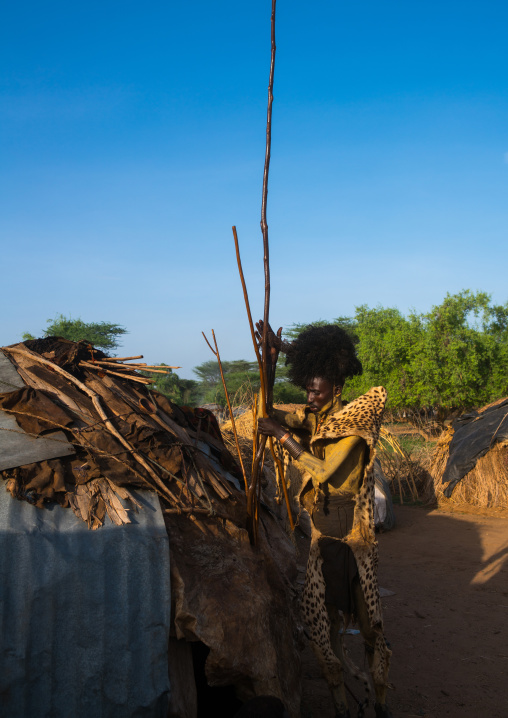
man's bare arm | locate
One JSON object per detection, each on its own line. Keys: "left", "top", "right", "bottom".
{"left": 296, "top": 435, "right": 365, "bottom": 485}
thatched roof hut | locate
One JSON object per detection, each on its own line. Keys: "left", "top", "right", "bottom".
{"left": 0, "top": 338, "right": 301, "bottom": 718}
{"left": 425, "top": 398, "right": 508, "bottom": 510}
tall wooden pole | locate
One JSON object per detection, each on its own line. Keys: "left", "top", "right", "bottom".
{"left": 260, "top": 0, "right": 277, "bottom": 412}
{"left": 245, "top": 0, "right": 277, "bottom": 542}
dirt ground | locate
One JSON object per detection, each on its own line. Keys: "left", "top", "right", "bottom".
{"left": 299, "top": 505, "right": 508, "bottom": 718}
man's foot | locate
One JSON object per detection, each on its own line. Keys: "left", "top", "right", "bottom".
{"left": 374, "top": 703, "right": 394, "bottom": 718}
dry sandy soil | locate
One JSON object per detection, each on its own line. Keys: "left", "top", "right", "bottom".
{"left": 299, "top": 505, "right": 508, "bottom": 718}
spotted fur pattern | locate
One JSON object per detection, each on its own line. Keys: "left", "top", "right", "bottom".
{"left": 310, "top": 386, "right": 387, "bottom": 626}
{"left": 302, "top": 527, "right": 372, "bottom": 704}
{"left": 299, "top": 387, "right": 392, "bottom": 702}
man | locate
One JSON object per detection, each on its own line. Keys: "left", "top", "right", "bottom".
{"left": 258, "top": 324, "right": 393, "bottom": 718}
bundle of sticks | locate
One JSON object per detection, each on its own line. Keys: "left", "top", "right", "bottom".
{"left": 79, "top": 355, "right": 180, "bottom": 385}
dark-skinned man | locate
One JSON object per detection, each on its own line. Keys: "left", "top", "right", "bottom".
{"left": 257, "top": 323, "right": 393, "bottom": 718}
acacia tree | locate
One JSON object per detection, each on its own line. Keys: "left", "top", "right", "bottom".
{"left": 193, "top": 360, "right": 260, "bottom": 406}
{"left": 141, "top": 365, "right": 202, "bottom": 406}
{"left": 23, "top": 314, "right": 127, "bottom": 352}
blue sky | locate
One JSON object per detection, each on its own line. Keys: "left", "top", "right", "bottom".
{"left": 1, "top": 1, "right": 507, "bottom": 378}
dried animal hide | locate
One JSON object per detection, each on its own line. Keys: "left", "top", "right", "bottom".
{"left": 166, "top": 510, "right": 302, "bottom": 718}
{"left": 67, "top": 478, "right": 141, "bottom": 530}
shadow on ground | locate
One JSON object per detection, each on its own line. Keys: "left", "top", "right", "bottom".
{"left": 300, "top": 505, "right": 508, "bottom": 718}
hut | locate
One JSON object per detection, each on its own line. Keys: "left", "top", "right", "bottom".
{"left": 425, "top": 398, "right": 508, "bottom": 510}
{"left": 0, "top": 338, "right": 301, "bottom": 718}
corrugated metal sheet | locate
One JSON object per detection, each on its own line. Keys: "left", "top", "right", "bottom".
{"left": 0, "top": 350, "right": 25, "bottom": 392}
{"left": 0, "top": 488, "right": 171, "bottom": 718}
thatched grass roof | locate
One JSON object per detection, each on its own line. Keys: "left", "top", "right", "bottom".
{"left": 424, "top": 400, "right": 508, "bottom": 510}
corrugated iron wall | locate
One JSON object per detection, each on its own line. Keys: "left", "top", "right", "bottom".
{"left": 0, "top": 488, "right": 171, "bottom": 718}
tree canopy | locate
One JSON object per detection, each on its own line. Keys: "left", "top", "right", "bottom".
{"left": 286, "top": 290, "right": 508, "bottom": 411}
{"left": 140, "top": 365, "right": 202, "bottom": 407}
{"left": 23, "top": 315, "right": 127, "bottom": 352}
{"left": 190, "top": 357, "right": 306, "bottom": 407}
{"left": 192, "top": 359, "right": 260, "bottom": 406}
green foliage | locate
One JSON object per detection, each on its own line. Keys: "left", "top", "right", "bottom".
{"left": 191, "top": 356, "right": 306, "bottom": 407}
{"left": 281, "top": 290, "right": 508, "bottom": 411}
{"left": 405, "top": 290, "right": 508, "bottom": 408}
{"left": 272, "top": 380, "right": 306, "bottom": 404}
{"left": 345, "top": 305, "right": 419, "bottom": 405}
{"left": 284, "top": 319, "right": 334, "bottom": 341}
{"left": 23, "top": 314, "right": 127, "bottom": 352}
{"left": 192, "top": 359, "right": 261, "bottom": 407}
{"left": 141, "top": 365, "right": 202, "bottom": 406}
{"left": 284, "top": 317, "right": 359, "bottom": 344}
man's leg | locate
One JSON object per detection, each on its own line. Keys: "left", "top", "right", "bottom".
{"left": 302, "top": 541, "right": 351, "bottom": 718}
{"left": 352, "top": 578, "right": 393, "bottom": 717}
{"left": 327, "top": 605, "right": 350, "bottom": 717}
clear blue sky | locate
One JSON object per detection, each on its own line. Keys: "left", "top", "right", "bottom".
{"left": 2, "top": 1, "right": 507, "bottom": 378}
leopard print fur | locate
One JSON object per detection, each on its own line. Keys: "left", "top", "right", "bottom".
{"left": 289, "top": 388, "right": 392, "bottom": 706}
{"left": 310, "top": 386, "right": 387, "bottom": 627}
{"left": 302, "top": 525, "right": 372, "bottom": 705}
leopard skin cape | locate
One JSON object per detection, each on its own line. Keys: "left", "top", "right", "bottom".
{"left": 301, "top": 386, "right": 388, "bottom": 627}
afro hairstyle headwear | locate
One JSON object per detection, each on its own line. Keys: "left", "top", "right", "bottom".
{"left": 285, "top": 324, "right": 362, "bottom": 389}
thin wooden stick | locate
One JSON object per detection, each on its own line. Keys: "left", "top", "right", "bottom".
{"left": 101, "top": 355, "right": 144, "bottom": 362}
{"left": 164, "top": 507, "right": 231, "bottom": 521}
{"left": 87, "top": 363, "right": 171, "bottom": 375}
{"left": 232, "top": 226, "right": 267, "bottom": 526}
{"left": 202, "top": 332, "right": 216, "bottom": 355}
{"left": 251, "top": 393, "right": 258, "bottom": 477}
{"left": 232, "top": 227, "right": 267, "bottom": 412}
{"left": 260, "top": 0, "right": 277, "bottom": 411}
{"left": 268, "top": 436, "right": 295, "bottom": 530}
{"left": 247, "top": 0, "right": 278, "bottom": 538}
{"left": 231, "top": 3, "right": 289, "bottom": 539}
{"left": 79, "top": 361, "right": 153, "bottom": 384}
{"left": 139, "top": 365, "right": 180, "bottom": 369}
{"left": 202, "top": 331, "right": 249, "bottom": 496}
{"left": 232, "top": 231, "right": 294, "bottom": 528}
{"left": 91, "top": 360, "right": 180, "bottom": 370}
{"left": 90, "top": 361, "right": 137, "bottom": 370}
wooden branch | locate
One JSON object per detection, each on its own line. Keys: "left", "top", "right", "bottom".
{"left": 79, "top": 361, "right": 153, "bottom": 384}
{"left": 232, "top": 227, "right": 267, "bottom": 416}
{"left": 91, "top": 360, "right": 179, "bottom": 370}
{"left": 260, "top": 0, "right": 277, "bottom": 412}
{"left": 268, "top": 436, "right": 295, "bottom": 530}
{"left": 202, "top": 330, "right": 249, "bottom": 496}
{"left": 90, "top": 361, "right": 135, "bottom": 371}
{"left": 245, "top": 0, "right": 278, "bottom": 542}
{"left": 201, "top": 332, "right": 216, "bottom": 356}
{"left": 101, "top": 355, "right": 144, "bottom": 362}
{"left": 232, "top": 226, "right": 267, "bottom": 529}
{"left": 163, "top": 507, "right": 232, "bottom": 522}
